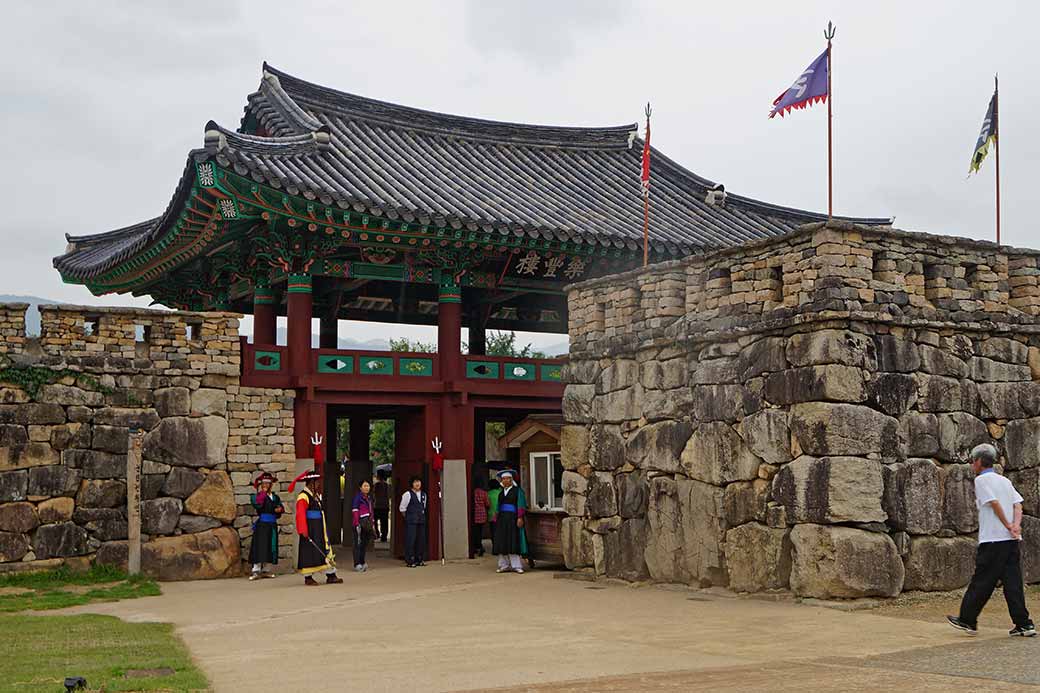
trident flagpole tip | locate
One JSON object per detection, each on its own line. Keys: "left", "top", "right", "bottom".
{"left": 824, "top": 21, "right": 836, "bottom": 40}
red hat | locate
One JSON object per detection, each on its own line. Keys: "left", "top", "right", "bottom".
{"left": 253, "top": 472, "right": 276, "bottom": 489}
{"left": 288, "top": 469, "right": 321, "bottom": 493}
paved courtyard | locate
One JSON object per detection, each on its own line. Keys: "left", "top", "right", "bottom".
{"left": 65, "top": 555, "right": 1040, "bottom": 692}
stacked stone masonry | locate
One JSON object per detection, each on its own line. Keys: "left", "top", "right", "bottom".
{"left": 563, "top": 221, "right": 1040, "bottom": 599}
{"left": 0, "top": 304, "right": 294, "bottom": 579}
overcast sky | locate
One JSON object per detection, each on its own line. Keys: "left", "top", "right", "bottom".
{"left": 2, "top": 1, "right": 1037, "bottom": 349}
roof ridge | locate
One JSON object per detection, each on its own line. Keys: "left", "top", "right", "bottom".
{"left": 204, "top": 119, "right": 332, "bottom": 156}
{"left": 260, "top": 62, "right": 637, "bottom": 150}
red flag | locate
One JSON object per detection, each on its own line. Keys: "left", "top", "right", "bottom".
{"left": 640, "top": 107, "right": 651, "bottom": 198}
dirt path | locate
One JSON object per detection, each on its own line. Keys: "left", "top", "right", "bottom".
{"left": 62, "top": 557, "right": 1039, "bottom": 692}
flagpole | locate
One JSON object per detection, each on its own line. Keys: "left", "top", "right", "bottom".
{"left": 642, "top": 102, "right": 652, "bottom": 267}
{"left": 994, "top": 73, "right": 1001, "bottom": 245}
{"left": 825, "top": 21, "right": 836, "bottom": 218}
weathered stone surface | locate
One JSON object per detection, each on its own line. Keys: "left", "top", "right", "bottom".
{"left": 561, "top": 470, "right": 589, "bottom": 496}
{"left": 37, "top": 497, "right": 74, "bottom": 523}
{"left": 96, "top": 527, "right": 241, "bottom": 580}
{"left": 183, "top": 471, "right": 235, "bottom": 522}
{"left": 641, "top": 358, "right": 686, "bottom": 391}
{"left": 592, "top": 386, "right": 642, "bottom": 424}
{"left": 27, "top": 465, "right": 80, "bottom": 498}
{"left": 561, "top": 517, "right": 593, "bottom": 569}
{"left": 143, "top": 416, "right": 228, "bottom": 468}
{"left": 868, "top": 372, "right": 918, "bottom": 416}
{"left": 740, "top": 337, "right": 788, "bottom": 379}
{"left": 625, "top": 421, "right": 691, "bottom": 472}
{"left": 596, "top": 360, "right": 638, "bottom": 394}
{"left": 969, "top": 357, "right": 1032, "bottom": 383}
{"left": 586, "top": 516, "right": 621, "bottom": 535}
{"left": 882, "top": 459, "right": 941, "bottom": 535}
{"left": 617, "top": 472, "right": 648, "bottom": 519}
{"left": 0, "top": 388, "right": 29, "bottom": 404}
{"left": 93, "top": 407, "right": 159, "bottom": 430}
{"left": 0, "top": 501, "right": 38, "bottom": 533}
{"left": 918, "top": 345, "right": 968, "bottom": 378}
{"left": 49, "top": 422, "right": 91, "bottom": 451}
{"left": 644, "top": 477, "right": 727, "bottom": 586}
{"left": 723, "top": 480, "right": 767, "bottom": 527}
{"left": 0, "top": 441, "right": 59, "bottom": 472}
{"left": 560, "top": 425, "right": 589, "bottom": 471}
{"left": 33, "top": 522, "right": 89, "bottom": 559}
{"left": 590, "top": 425, "right": 626, "bottom": 472}
{"left": 644, "top": 477, "right": 685, "bottom": 582}
{"left": 1005, "top": 418, "right": 1040, "bottom": 470}
{"left": 772, "top": 456, "right": 886, "bottom": 524}
{"left": 90, "top": 425, "right": 129, "bottom": 455}
{"left": 917, "top": 375, "right": 980, "bottom": 416}
{"left": 178, "top": 514, "right": 222, "bottom": 533}
{"left": 902, "top": 535, "right": 977, "bottom": 591}
{"left": 979, "top": 337, "right": 1028, "bottom": 364}
{"left": 899, "top": 413, "right": 940, "bottom": 457}
{"left": 936, "top": 412, "right": 990, "bottom": 464}
{"left": 0, "top": 470, "right": 27, "bottom": 502}
{"left": 75, "top": 479, "right": 126, "bottom": 508}
{"left": 690, "top": 384, "right": 760, "bottom": 422}
{"left": 786, "top": 330, "right": 876, "bottom": 369}
{"left": 142, "top": 497, "right": 183, "bottom": 536}
{"left": 1007, "top": 468, "right": 1040, "bottom": 516}
{"left": 977, "top": 383, "right": 1027, "bottom": 420}
{"left": 38, "top": 384, "right": 102, "bottom": 406}
{"left": 739, "top": 408, "right": 791, "bottom": 465}
{"left": 875, "top": 335, "right": 921, "bottom": 373}
{"left": 142, "top": 474, "right": 164, "bottom": 501}
{"left": 73, "top": 507, "right": 127, "bottom": 541}
{"left": 690, "top": 356, "right": 738, "bottom": 385}
{"left": 154, "top": 387, "right": 190, "bottom": 418}
{"left": 789, "top": 402, "right": 900, "bottom": 458}
{"left": 586, "top": 477, "right": 617, "bottom": 519}
{"left": 1022, "top": 516, "right": 1040, "bottom": 584}
{"left": 0, "top": 531, "right": 29, "bottom": 562}
{"left": 161, "top": 467, "right": 206, "bottom": 499}
{"left": 562, "top": 385, "right": 595, "bottom": 423}
{"left": 0, "top": 424, "right": 28, "bottom": 448}
{"left": 563, "top": 491, "right": 586, "bottom": 516}
{"left": 191, "top": 388, "right": 227, "bottom": 416}
{"left": 0, "top": 403, "right": 65, "bottom": 425}
{"left": 601, "top": 519, "right": 650, "bottom": 581}
{"left": 725, "top": 523, "right": 791, "bottom": 593}
{"left": 789, "top": 524, "right": 904, "bottom": 598}
{"left": 681, "top": 422, "right": 761, "bottom": 485}
{"left": 63, "top": 449, "right": 125, "bottom": 479}
{"left": 764, "top": 365, "right": 868, "bottom": 405}
{"left": 940, "top": 464, "right": 978, "bottom": 534}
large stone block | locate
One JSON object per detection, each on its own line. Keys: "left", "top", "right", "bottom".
{"left": 641, "top": 358, "right": 686, "bottom": 391}
{"left": 27, "top": 465, "right": 80, "bottom": 498}
{"left": 142, "top": 497, "right": 183, "bottom": 536}
{"left": 93, "top": 407, "right": 159, "bottom": 430}
{"left": 0, "top": 531, "right": 29, "bottom": 562}
{"left": 918, "top": 345, "right": 968, "bottom": 378}
{"left": 95, "top": 527, "right": 242, "bottom": 580}
{"left": 0, "top": 403, "right": 65, "bottom": 425}
{"left": 596, "top": 360, "right": 639, "bottom": 394}
{"left": 183, "top": 470, "right": 235, "bottom": 523}
{"left": 681, "top": 422, "right": 761, "bottom": 485}
{"left": 73, "top": 507, "right": 127, "bottom": 541}
{"left": 191, "top": 388, "right": 227, "bottom": 416}
{"left": 691, "top": 384, "right": 760, "bottom": 422}
{"left": 0, "top": 441, "right": 59, "bottom": 472}
{"left": 586, "top": 477, "right": 617, "bottom": 519}
{"left": 937, "top": 413, "right": 990, "bottom": 464}
{"left": 0, "top": 501, "right": 38, "bottom": 534}
{"left": 63, "top": 449, "right": 125, "bottom": 479}
{"left": 644, "top": 476, "right": 687, "bottom": 583}
{"left": 789, "top": 402, "right": 900, "bottom": 458}
{"left": 1005, "top": 418, "right": 1040, "bottom": 471}
{"left": 725, "top": 523, "right": 791, "bottom": 592}
{"left": 1007, "top": 468, "right": 1040, "bottom": 516}
{"left": 33, "top": 522, "right": 89, "bottom": 559}
{"left": 178, "top": 514, "right": 222, "bottom": 534}
{"left": 0, "top": 470, "right": 27, "bottom": 502}
{"left": 723, "top": 480, "right": 768, "bottom": 527}
{"left": 625, "top": 420, "right": 691, "bottom": 472}
{"left": 740, "top": 337, "right": 788, "bottom": 379}
{"left": 617, "top": 472, "right": 648, "bottom": 519}
{"left": 161, "top": 467, "right": 206, "bottom": 499}
{"left": 969, "top": 357, "right": 1032, "bottom": 383}
{"left": 902, "top": 535, "right": 977, "bottom": 591}
{"left": 49, "top": 423, "right": 91, "bottom": 451}
{"left": 868, "top": 373, "right": 918, "bottom": 416}
{"left": 143, "top": 416, "right": 228, "bottom": 468}
{"left": 882, "top": 459, "right": 941, "bottom": 534}
{"left": 75, "top": 479, "right": 126, "bottom": 509}
{"left": 772, "top": 456, "right": 886, "bottom": 524}
{"left": 917, "top": 375, "right": 980, "bottom": 416}
{"left": 590, "top": 425, "right": 625, "bottom": 472}
{"left": 154, "top": 387, "right": 190, "bottom": 418}
{"left": 601, "top": 519, "right": 650, "bottom": 581}
{"left": 560, "top": 425, "right": 589, "bottom": 471}
{"left": 764, "top": 365, "right": 868, "bottom": 405}
{"left": 940, "top": 464, "right": 978, "bottom": 534}
{"left": 789, "top": 524, "right": 904, "bottom": 598}
{"left": 978, "top": 337, "right": 1029, "bottom": 364}
{"left": 38, "top": 384, "right": 102, "bottom": 406}
{"left": 899, "top": 413, "right": 939, "bottom": 457}
{"left": 739, "top": 408, "right": 791, "bottom": 465}
{"left": 90, "top": 425, "right": 130, "bottom": 455}
{"left": 875, "top": 335, "right": 921, "bottom": 373}
{"left": 37, "top": 497, "right": 74, "bottom": 524}
{"left": 1022, "top": 516, "right": 1040, "bottom": 583}
{"left": 562, "top": 385, "right": 595, "bottom": 423}
{"left": 978, "top": 383, "right": 1029, "bottom": 420}
{"left": 677, "top": 478, "right": 727, "bottom": 586}
{"left": 786, "top": 330, "right": 876, "bottom": 369}
{"left": 592, "top": 386, "right": 642, "bottom": 424}
{"left": 561, "top": 516, "right": 593, "bottom": 569}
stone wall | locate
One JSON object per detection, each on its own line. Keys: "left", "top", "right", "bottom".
{"left": 0, "top": 304, "right": 295, "bottom": 578}
{"left": 562, "top": 221, "right": 1040, "bottom": 598}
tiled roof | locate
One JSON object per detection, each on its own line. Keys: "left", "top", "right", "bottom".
{"left": 54, "top": 63, "right": 891, "bottom": 281}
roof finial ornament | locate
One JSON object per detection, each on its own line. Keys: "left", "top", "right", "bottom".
{"left": 627, "top": 128, "right": 637, "bottom": 149}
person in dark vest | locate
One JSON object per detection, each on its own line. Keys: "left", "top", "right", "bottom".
{"left": 289, "top": 469, "right": 343, "bottom": 586}
{"left": 248, "top": 472, "right": 284, "bottom": 580}
{"left": 399, "top": 475, "right": 428, "bottom": 568}
{"left": 492, "top": 470, "right": 527, "bottom": 574}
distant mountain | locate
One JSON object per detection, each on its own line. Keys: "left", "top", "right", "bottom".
{"left": 0, "top": 295, "right": 64, "bottom": 336}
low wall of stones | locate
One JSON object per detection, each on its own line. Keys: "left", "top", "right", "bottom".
{"left": 562, "top": 221, "right": 1040, "bottom": 598}
{"left": 0, "top": 304, "right": 295, "bottom": 579}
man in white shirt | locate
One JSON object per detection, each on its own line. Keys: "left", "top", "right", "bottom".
{"left": 947, "top": 444, "right": 1035, "bottom": 637}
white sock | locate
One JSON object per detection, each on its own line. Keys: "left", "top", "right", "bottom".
{"left": 252, "top": 563, "right": 262, "bottom": 574}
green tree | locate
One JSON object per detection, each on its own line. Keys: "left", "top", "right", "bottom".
{"left": 389, "top": 337, "right": 436, "bottom": 353}
{"left": 482, "top": 331, "right": 546, "bottom": 359}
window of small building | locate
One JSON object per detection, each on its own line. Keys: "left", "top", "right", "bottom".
{"left": 529, "top": 451, "right": 564, "bottom": 511}
{"left": 186, "top": 320, "right": 203, "bottom": 342}
{"left": 83, "top": 315, "right": 100, "bottom": 339}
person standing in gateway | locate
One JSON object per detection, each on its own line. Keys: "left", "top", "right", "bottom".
{"left": 947, "top": 444, "right": 1035, "bottom": 636}
{"left": 400, "top": 475, "right": 428, "bottom": 568}
{"left": 290, "top": 469, "right": 343, "bottom": 586}
{"left": 247, "top": 472, "right": 284, "bottom": 580}
{"left": 493, "top": 470, "right": 527, "bottom": 574}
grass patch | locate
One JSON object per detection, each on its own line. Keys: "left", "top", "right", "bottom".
{"left": 0, "top": 613, "right": 209, "bottom": 691}
{"left": 0, "top": 565, "right": 160, "bottom": 613}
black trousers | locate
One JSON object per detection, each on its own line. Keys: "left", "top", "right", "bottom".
{"left": 374, "top": 509, "right": 389, "bottom": 541}
{"left": 959, "top": 540, "right": 1033, "bottom": 628}
{"left": 405, "top": 522, "right": 426, "bottom": 565}
{"left": 471, "top": 521, "right": 486, "bottom": 555}
{"left": 353, "top": 524, "right": 372, "bottom": 566}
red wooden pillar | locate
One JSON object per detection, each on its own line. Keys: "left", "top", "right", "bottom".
{"left": 253, "top": 282, "right": 276, "bottom": 345}
{"left": 438, "top": 278, "right": 463, "bottom": 383}
{"left": 286, "top": 273, "right": 313, "bottom": 376}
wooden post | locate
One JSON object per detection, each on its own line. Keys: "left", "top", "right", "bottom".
{"left": 994, "top": 73, "right": 1001, "bottom": 246}
{"left": 127, "top": 429, "right": 144, "bottom": 575}
{"left": 286, "top": 273, "right": 313, "bottom": 376}
{"left": 253, "top": 283, "right": 277, "bottom": 346}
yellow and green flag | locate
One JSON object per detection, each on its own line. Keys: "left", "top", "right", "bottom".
{"left": 969, "top": 87, "right": 998, "bottom": 174}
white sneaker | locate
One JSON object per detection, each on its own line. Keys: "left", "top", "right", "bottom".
{"left": 496, "top": 567, "right": 510, "bottom": 573}
{"left": 249, "top": 573, "right": 261, "bottom": 581}
{"left": 514, "top": 568, "right": 524, "bottom": 574}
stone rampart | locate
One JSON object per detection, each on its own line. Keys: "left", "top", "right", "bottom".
{"left": 563, "top": 221, "right": 1040, "bottom": 598}
{"left": 0, "top": 304, "right": 295, "bottom": 578}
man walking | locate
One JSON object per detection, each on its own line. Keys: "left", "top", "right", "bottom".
{"left": 400, "top": 475, "right": 428, "bottom": 568}
{"left": 492, "top": 470, "right": 527, "bottom": 574}
{"left": 947, "top": 443, "right": 1035, "bottom": 637}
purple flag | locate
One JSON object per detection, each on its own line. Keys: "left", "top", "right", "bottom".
{"left": 769, "top": 49, "right": 829, "bottom": 119}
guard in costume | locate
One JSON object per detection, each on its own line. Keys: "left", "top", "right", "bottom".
{"left": 492, "top": 470, "right": 528, "bottom": 574}
{"left": 289, "top": 469, "right": 343, "bottom": 586}
{"left": 248, "top": 472, "right": 284, "bottom": 580}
